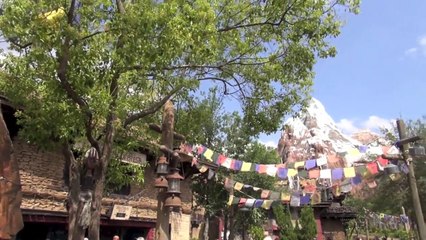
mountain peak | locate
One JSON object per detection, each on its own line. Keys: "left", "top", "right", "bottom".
{"left": 278, "top": 98, "right": 362, "bottom": 166}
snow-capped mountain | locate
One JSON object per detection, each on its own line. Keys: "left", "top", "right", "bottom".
{"left": 277, "top": 98, "right": 384, "bottom": 167}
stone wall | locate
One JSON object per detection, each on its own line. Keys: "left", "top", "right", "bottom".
{"left": 321, "top": 219, "right": 346, "bottom": 240}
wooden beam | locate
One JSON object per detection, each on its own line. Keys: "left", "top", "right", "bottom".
{"left": 148, "top": 123, "right": 186, "bottom": 141}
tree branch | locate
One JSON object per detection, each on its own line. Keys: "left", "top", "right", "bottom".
{"left": 217, "top": 0, "right": 297, "bottom": 32}
{"left": 123, "top": 86, "right": 184, "bottom": 128}
{"left": 56, "top": 0, "right": 100, "bottom": 153}
{"left": 9, "top": 39, "right": 32, "bottom": 49}
{"left": 99, "top": 0, "right": 126, "bottom": 160}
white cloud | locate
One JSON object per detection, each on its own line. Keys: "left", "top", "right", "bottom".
{"left": 404, "top": 35, "right": 426, "bottom": 57}
{"left": 361, "top": 116, "right": 394, "bottom": 133}
{"left": 258, "top": 140, "right": 278, "bottom": 149}
{"left": 337, "top": 116, "right": 394, "bottom": 135}
{"left": 336, "top": 118, "right": 359, "bottom": 134}
{"left": 404, "top": 47, "right": 418, "bottom": 56}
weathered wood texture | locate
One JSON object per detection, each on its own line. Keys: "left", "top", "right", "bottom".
{"left": 0, "top": 109, "right": 24, "bottom": 240}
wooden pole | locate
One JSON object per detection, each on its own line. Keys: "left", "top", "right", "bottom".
{"left": 396, "top": 119, "right": 426, "bottom": 240}
{"left": 155, "top": 100, "right": 175, "bottom": 240}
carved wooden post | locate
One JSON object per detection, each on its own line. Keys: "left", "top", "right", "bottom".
{"left": 0, "top": 106, "right": 23, "bottom": 240}
{"left": 155, "top": 100, "right": 174, "bottom": 240}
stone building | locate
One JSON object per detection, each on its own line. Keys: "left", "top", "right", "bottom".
{"left": 1, "top": 99, "right": 198, "bottom": 240}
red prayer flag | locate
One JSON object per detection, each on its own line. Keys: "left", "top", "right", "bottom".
{"left": 377, "top": 156, "right": 389, "bottom": 167}
{"left": 367, "top": 162, "right": 379, "bottom": 174}
{"left": 217, "top": 154, "right": 226, "bottom": 165}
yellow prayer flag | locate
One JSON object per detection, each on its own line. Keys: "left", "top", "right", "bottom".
{"left": 203, "top": 149, "right": 214, "bottom": 161}
{"left": 343, "top": 167, "right": 356, "bottom": 178}
{"left": 294, "top": 161, "right": 305, "bottom": 169}
{"left": 227, "top": 195, "right": 234, "bottom": 206}
{"left": 240, "top": 162, "right": 252, "bottom": 172}
{"left": 261, "top": 200, "right": 273, "bottom": 209}
{"left": 234, "top": 182, "right": 244, "bottom": 191}
{"left": 287, "top": 168, "right": 297, "bottom": 177}
{"left": 281, "top": 192, "right": 291, "bottom": 201}
{"left": 348, "top": 147, "right": 361, "bottom": 156}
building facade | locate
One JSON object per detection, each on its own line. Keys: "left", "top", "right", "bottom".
{"left": 1, "top": 101, "right": 197, "bottom": 240}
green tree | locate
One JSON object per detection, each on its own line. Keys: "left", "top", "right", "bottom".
{"left": 0, "top": 0, "right": 359, "bottom": 239}
{"left": 273, "top": 204, "right": 297, "bottom": 240}
{"left": 298, "top": 206, "right": 317, "bottom": 240}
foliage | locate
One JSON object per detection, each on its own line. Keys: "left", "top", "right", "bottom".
{"left": 298, "top": 206, "right": 317, "bottom": 240}
{"left": 249, "top": 225, "right": 265, "bottom": 240}
{"left": 273, "top": 204, "right": 297, "bottom": 240}
{"left": 175, "top": 87, "right": 227, "bottom": 148}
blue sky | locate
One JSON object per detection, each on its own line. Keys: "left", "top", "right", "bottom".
{"left": 259, "top": 0, "right": 426, "bottom": 147}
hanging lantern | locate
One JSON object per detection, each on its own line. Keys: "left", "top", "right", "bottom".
{"left": 166, "top": 169, "right": 184, "bottom": 194}
{"left": 156, "top": 156, "right": 169, "bottom": 175}
{"left": 154, "top": 176, "right": 168, "bottom": 188}
{"left": 164, "top": 194, "right": 182, "bottom": 209}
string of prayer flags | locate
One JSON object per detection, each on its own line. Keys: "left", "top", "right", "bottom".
{"left": 194, "top": 144, "right": 408, "bottom": 197}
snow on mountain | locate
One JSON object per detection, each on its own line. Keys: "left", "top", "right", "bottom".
{"left": 277, "top": 98, "right": 382, "bottom": 167}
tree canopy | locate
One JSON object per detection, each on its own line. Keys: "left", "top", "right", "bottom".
{"left": 0, "top": 0, "right": 360, "bottom": 144}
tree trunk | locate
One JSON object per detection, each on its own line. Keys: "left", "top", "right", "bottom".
{"left": 62, "top": 143, "right": 85, "bottom": 240}
{"left": 0, "top": 107, "right": 23, "bottom": 240}
{"left": 203, "top": 215, "right": 209, "bottom": 240}
{"left": 223, "top": 212, "right": 228, "bottom": 240}
{"left": 228, "top": 211, "right": 237, "bottom": 240}
{"left": 88, "top": 162, "right": 107, "bottom": 240}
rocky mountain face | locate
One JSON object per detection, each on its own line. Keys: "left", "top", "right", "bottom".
{"left": 277, "top": 98, "right": 383, "bottom": 167}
